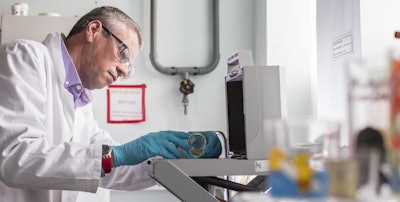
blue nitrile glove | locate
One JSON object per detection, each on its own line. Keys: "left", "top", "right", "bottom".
{"left": 202, "top": 131, "right": 222, "bottom": 158}
{"left": 184, "top": 131, "right": 222, "bottom": 158}
{"left": 111, "top": 130, "right": 191, "bottom": 167}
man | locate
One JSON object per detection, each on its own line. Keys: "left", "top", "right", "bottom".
{"left": 0, "top": 6, "right": 221, "bottom": 202}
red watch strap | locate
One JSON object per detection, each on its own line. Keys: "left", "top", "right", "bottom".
{"left": 102, "top": 154, "right": 112, "bottom": 174}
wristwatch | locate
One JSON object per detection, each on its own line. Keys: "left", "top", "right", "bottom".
{"left": 102, "top": 145, "right": 113, "bottom": 174}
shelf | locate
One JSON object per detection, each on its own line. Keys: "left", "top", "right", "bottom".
{"left": 151, "top": 158, "right": 270, "bottom": 202}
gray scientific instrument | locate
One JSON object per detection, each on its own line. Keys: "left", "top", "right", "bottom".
{"left": 225, "top": 50, "right": 287, "bottom": 160}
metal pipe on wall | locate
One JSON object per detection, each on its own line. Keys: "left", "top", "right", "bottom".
{"left": 149, "top": 0, "right": 220, "bottom": 76}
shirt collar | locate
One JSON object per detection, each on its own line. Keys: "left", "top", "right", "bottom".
{"left": 60, "top": 37, "right": 91, "bottom": 108}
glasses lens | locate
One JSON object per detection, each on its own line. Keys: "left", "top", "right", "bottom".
{"left": 117, "top": 45, "right": 129, "bottom": 62}
{"left": 120, "top": 62, "right": 135, "bottom": 80}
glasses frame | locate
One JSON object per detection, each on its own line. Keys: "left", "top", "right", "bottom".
{"left": 101, "top": 25, "right": 134, "bottom": 79}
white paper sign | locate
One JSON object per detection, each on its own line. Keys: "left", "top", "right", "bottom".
{"left": 107, "top": 85, "right": 146, "bottom": 123}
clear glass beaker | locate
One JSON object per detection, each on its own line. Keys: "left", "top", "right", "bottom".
{"left": 187, "top": 132, "right": 207, "bottom": 158}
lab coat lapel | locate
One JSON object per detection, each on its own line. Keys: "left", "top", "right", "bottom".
{"left": 42, "top": 33, "right": 75, "bottom": 138}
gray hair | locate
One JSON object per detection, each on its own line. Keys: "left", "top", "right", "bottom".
{"left": 67, "top": 6, "right": 143, "bottom": 48}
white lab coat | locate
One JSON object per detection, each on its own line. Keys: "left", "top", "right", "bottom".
{"left": 0, "top": 33, "right": 157, "bottom": 202}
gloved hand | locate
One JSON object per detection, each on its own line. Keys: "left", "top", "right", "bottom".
{"left": 112, "top": 130, "right": 190, "bottom": 167}
{"left": 185, "top": 131, "right": 222, "bottom": 158}
{"left": 202, "top": 131, "right": 222, "bottom": 158}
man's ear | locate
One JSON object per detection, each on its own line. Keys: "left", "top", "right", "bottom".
{"left": 85, "top": 20, "right": 102, "bottom": 42}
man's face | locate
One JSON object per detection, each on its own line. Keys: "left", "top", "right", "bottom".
{"left": 78, "top": 23, "right": 140, "bottom": 90}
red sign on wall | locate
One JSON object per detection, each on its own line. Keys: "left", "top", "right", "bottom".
{"left": 107, "top": 84, "right": 146, "bottom": 123}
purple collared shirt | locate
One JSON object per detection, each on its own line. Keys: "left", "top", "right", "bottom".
{"left": 60, "top": 38, "right": 91, "bottom": 108}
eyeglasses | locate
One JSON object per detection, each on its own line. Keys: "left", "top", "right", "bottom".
{"left": 102, "top": 25, "right": 134, "bottom": 79}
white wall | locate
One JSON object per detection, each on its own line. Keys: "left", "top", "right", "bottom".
{"left": 360, "top": 0, "right": 400, "bottom": 59}
{"left": 0, "top": 0, "right": 317, "bottom": 201}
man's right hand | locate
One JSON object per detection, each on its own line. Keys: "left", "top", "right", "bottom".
{"left": 111, "top": 130, "right": 191, "bottom": 167}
